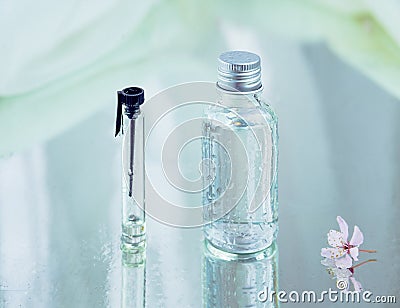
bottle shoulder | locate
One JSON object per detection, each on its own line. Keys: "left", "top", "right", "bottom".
{"left": 256, "top": 98, "right": 278, "bottom": 125}
{"left": 209, "top": 92, "right": 278, "bottom": 128}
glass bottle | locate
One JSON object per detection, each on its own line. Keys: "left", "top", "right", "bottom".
{"left": 203, "top": 51, "right": 278, "bottom": 254}
{"left": 115, "top": 87, "right": 146, "bottom": 252}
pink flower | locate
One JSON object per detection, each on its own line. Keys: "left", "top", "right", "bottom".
{"left": 321, "top": 216, "right": 364, "bottom": 269}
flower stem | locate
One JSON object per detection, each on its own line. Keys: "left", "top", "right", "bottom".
{"left": 359, "top": 249, "right": 377, "bottom": 253}
{"left": 351, "top": 259, "right": 377, "bottom": 270}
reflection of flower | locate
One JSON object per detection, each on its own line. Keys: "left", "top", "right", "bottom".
{"left": 321, "top": 258, "right": 363, "bottom": 292}
{"left": 321, "top": 216, "right": 364, "bottom": 269}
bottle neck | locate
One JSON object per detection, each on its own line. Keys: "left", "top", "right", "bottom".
{"left": 121, "top": 110, "right": 142, "bottom": 136}
{"left": 216, "top": 84, "right": 263, "bottom": 108}
{"left": 123, "top": 108, "right": 141, "bottom": 120}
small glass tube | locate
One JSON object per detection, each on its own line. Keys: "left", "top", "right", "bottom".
{"left": 117, "top": 87, "right": 146, "bottom": 252}
{"left": 121, "top": 114, "right": 145, "bottom": 250}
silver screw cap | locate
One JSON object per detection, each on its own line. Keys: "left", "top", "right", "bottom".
{"left": 217, "top": 50, "right": 262, "bottom": 92}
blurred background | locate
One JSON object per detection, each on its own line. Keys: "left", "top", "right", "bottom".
{"left": 0, "top": 0, "right": 399, "bottom": 307}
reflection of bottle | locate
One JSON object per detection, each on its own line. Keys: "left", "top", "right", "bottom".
{"left": 203, "top": 51, "right": 278, "bottom": 254}
{"left": 203, "top": 241, "right": 279, "bottom": 308}
{"left": 115, "top": 87, "right": 146, "bottom": 252}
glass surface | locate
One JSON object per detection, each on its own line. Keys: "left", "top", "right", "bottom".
{"left": 0, "top": 43, "right": 399, "bottom": 307}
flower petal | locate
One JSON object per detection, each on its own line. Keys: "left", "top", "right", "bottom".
{"left": 349, "top": 225, "right": 364, "bottom": 246}
{"left": 328, "top": 230, "right": 346, "bottom": 248}
{"left": 349, "top": 247, "right": 359, "bottom": 261}
{"left": 321, "top": 258, "right": 336, "bottom": 268}
{"left": 350, "top": 277, "right": 363, "bottom": 292}
{"left": 335, "top": 254, "right": 353, "bottom": 269}
{"left": 332, "top": 268, "right": 352, "bottom": 279}
{"left": 321, "top": 247, "right": 345, "bottom": 259}
{"left": 336, "top": 216, "right": 349, "bottom": 242}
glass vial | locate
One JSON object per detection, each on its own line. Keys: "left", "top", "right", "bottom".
{"left": 116, "top": 87, "right": 146, "bottom": 252}
{"left": 203, "top": 51, "right": 278, "bottom": 254}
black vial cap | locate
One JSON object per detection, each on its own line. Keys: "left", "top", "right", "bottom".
{"left": 118, "top": 87, "right": 144, "bottom": 116}
{"left": 115, "top": 86, "right": 145, "bottom": 136}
